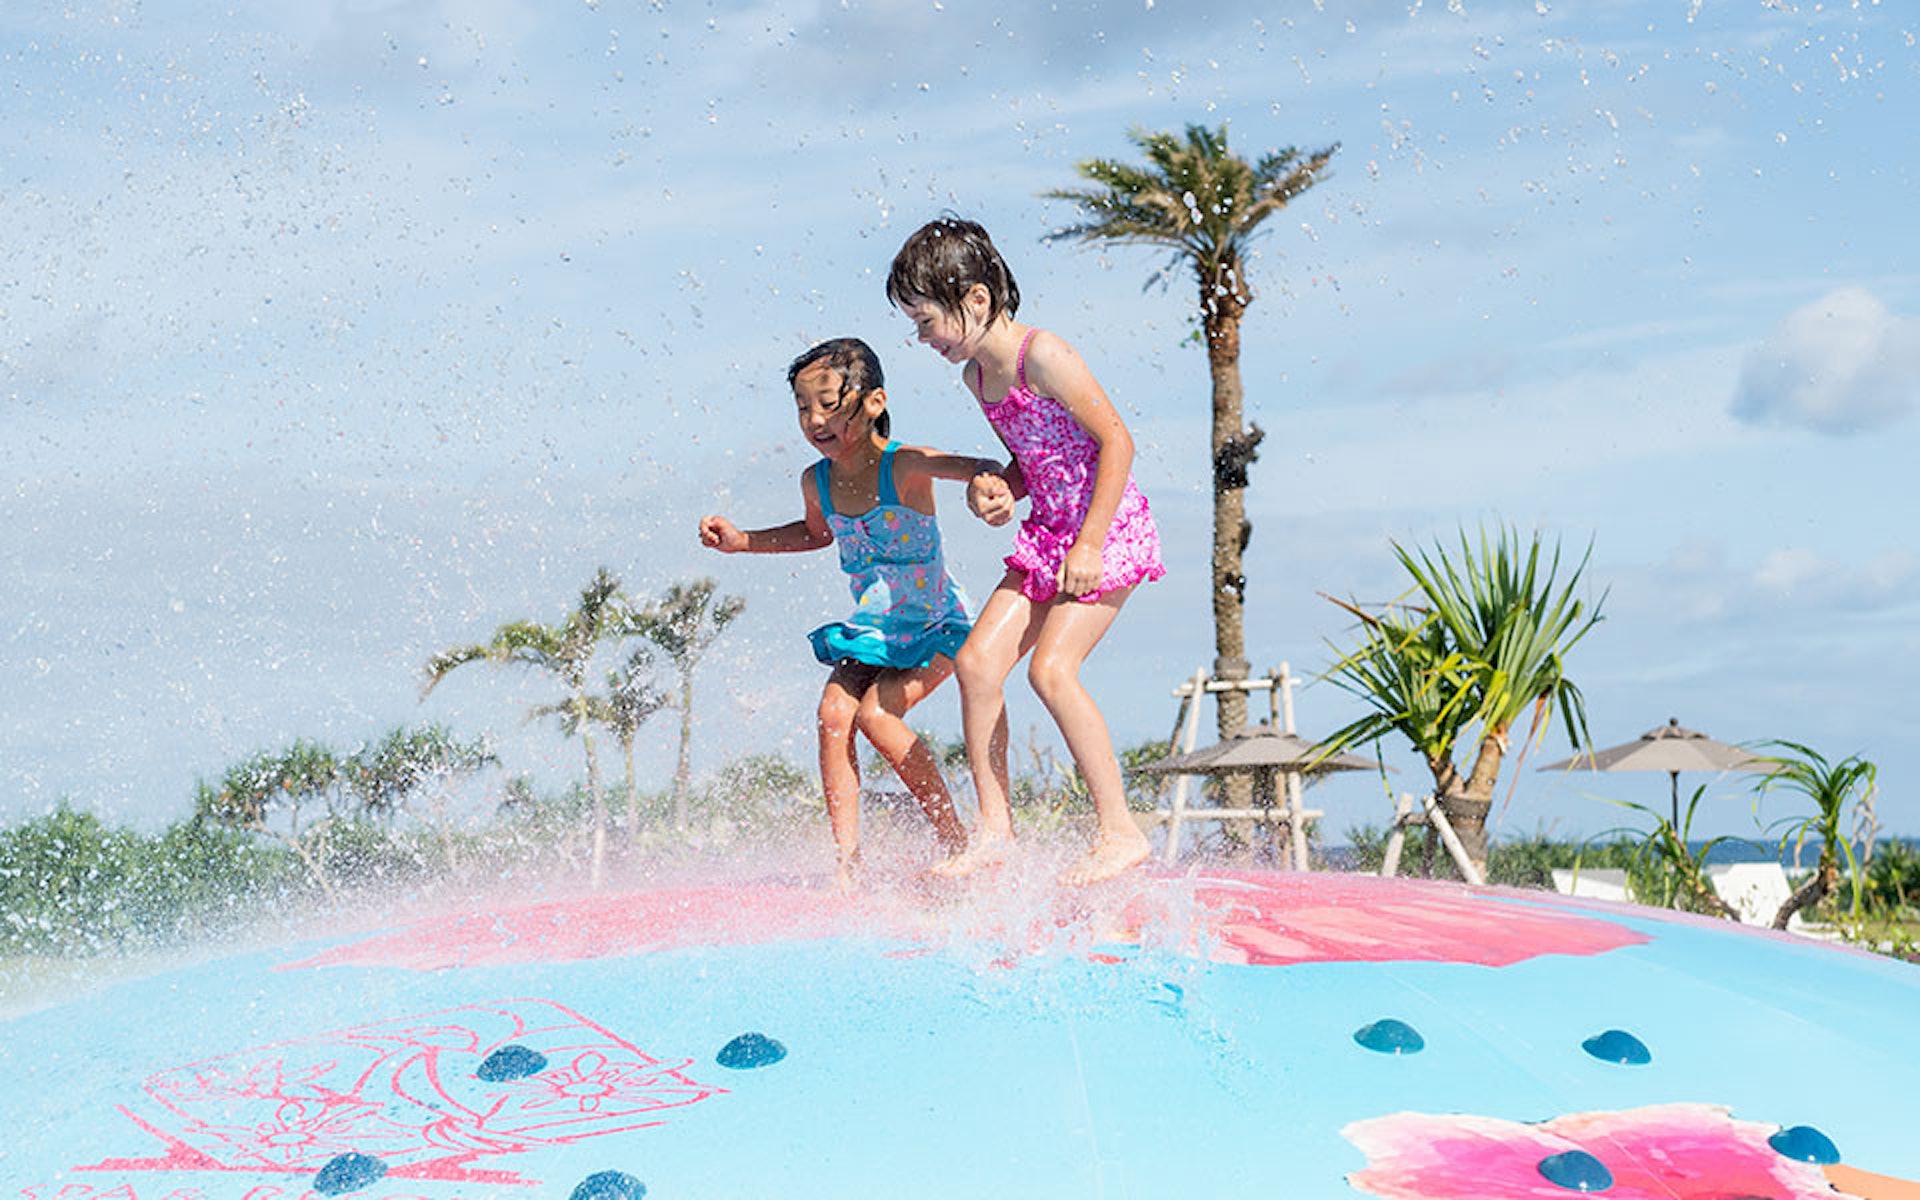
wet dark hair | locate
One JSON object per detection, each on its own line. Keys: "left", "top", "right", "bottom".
{"left": 886, "top": 216, "right": 1021, "bottom": 327}
{"left": 787, "top": 337, "right": 890, "bottom": 437}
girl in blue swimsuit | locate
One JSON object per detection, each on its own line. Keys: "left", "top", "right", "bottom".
{"left": 700, "top": 338, "right": 1000, "bottom": 888}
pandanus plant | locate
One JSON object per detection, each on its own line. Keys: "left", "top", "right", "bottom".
{"left": 1756, "top": 741, "right": 1877, "bottom": 929}
{"left": 1318, "top": 526, "right": 1605, "bottom": 875}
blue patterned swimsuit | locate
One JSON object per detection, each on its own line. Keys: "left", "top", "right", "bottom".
{"left": 807, "top": 442, "right": 975, "bottom": 669}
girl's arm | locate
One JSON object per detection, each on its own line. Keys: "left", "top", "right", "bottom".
{"left": 697, "top": 467, "right": 834, "bottom": 553}
{"left": 1023, "top": 331, "right": 1135, "bottom": 594}
{"left": 893, "top": 445, "right": 1023, "bottom": 526}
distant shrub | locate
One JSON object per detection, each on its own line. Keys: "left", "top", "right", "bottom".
{"left": 0, "top": 805, "right": 297, "bottom": 956}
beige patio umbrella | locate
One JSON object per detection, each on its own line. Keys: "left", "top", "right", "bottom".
{"left": 1142, "top": 724, "right": 1377, "bottom": 788}
{"left": 1539, "top": 717, "right": 1765, "bottom": 829}
{"left": 1140, "top": 722, "right": 1379, "bottom": 867}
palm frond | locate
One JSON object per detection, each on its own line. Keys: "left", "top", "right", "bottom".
{"left": 1043, "top": 122, "right": 1337, "bottom": 291}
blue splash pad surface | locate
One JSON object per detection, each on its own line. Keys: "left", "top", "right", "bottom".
{"left": 3, "top": 872, "right": 1917, "bottom": 1199}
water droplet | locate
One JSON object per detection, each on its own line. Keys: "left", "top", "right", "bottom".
{"left": 1352, "top": 1018, "right": 1424, "bottom": 1054}
{"left": 1768, "top": 1125, "right": 1841, "bottom": 1164}
{"left": 314, "top": 1152, "right": 388, "bottom": 1196}
{"left": 570, "top": 1170, "right": 646, "bottom": 1200}
{"left": 1537, "top": 1150, "right": 1613, "bottom": 1192}
{"left": 717, "top": 1031, "right": 787, "bottom": 1068}
{"left": 1580, "top": 1029, "right": 1651, "bottom": 1065}
{"left": 477, "top": 1043, "right": 549, "bottom": 1081}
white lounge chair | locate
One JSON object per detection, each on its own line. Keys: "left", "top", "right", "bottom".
{"left": 1705, "top": 862, "right": 1838, "bottom": 938}
{"left": 1550, "top": 867, "right": 1632, "bottom": 904}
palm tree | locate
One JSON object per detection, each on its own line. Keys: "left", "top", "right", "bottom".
{"left": 1044, "top": 122, "right": 1336, "bottom": 738}
{"left": 526, "top": 653, "right": 669, "bottom": 852}
{"left": 604, "top": 646, "right": 672, "bottom": 843}
{"left": 642, "top": 577, "right": 746, "bottom": 830}
{"left": 422, "top": 567, "right": 644, "bottom": 884}
{"left": 1755, "top": 741, "right": 1877, "bottom": 929}
{"left": 1317, "top": 526, "right": 1604, "bottom": 875}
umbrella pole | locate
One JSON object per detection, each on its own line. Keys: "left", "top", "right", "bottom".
{"left": 1669, "top": 772, "right": 1680, "bottom": 831}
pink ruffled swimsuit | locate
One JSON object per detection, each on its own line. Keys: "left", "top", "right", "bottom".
{"left": 976, "top": 330, "right": 1166, "bottom": 604}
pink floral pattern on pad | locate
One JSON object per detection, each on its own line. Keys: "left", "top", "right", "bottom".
{"left": 1344, "top": 1103, "right": 1841, "bottom": 1200}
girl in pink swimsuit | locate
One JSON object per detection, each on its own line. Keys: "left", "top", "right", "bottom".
{"left": 888, "top": 217, "right": 1165, "bottom": 886}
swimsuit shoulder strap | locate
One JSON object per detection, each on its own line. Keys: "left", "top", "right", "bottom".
{"left": 877, "top": 441, "right": 902, "bottom": 508}
{"left": 811, "top": 458, "right": 835, "bottom": 517}
{"left": 1015, "top": 328, "right": 1039, "bottom": 392}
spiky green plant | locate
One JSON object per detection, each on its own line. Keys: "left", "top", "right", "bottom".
{"left": 348, "top": 724, "right": 497, "bottom": 870}
{"left": 1755, "top": 740, "right": 1877, "bottom": 929}
{"left": 1602, "top": 785, "right": 1743, "bottom": 918}
{"left": 200, "top": 739, "right": 350, "bottom": 901}
{"left": 1318, "top": 526, "right": 1604, "bottom": 873}
{"left": 1044, "top": 123, "right": 1336, "bottom": 738}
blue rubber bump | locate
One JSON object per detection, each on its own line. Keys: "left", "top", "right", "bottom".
{"left": 1580, "top": 1029, "right": 1652, "bottom": 1065}
{"left": 717, "top": 1031, "right": 787, "bottom": 1069}
{"left": 569, "top": 1170, "right": 646, "bottom": 1200}
{"left": 314, "top": 1152, "right": 388, "bottom": 1196}
{"left": 1769, "top": 1125, "right": 1841, "bottom": 1164}
{"left": 477, "top": 1043, "right": 549, "bottom": 1082}
{"left": 1537, "top": 1150, "right": 1614, "bottom": 1192}
{"left": 1352, "top": 1018, "right": 1425, "bottom": 1055}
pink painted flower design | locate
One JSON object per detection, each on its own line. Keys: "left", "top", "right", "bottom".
{"left": 1344, "top": 1102, "right": 1836, "bottom": 1200}
{"left": 196, "top": 1097, "right": 383, "bottom": 1169}
{"left": 494, "top": 1050, "right": 711, "bottom": 1116}
{"left": 149, "top": 1056, "right": 338, "bottom": 1106}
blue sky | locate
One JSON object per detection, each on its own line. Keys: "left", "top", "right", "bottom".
{"left": 4, "top": 0, "right": 1915, "bottom": 845}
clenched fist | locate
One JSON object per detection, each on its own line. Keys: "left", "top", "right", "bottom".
{"left": 967, "top": 471, "right": 1016, "bottom": 527}
{"left": 698, "top": 514, "right": 748, "bottom": 552}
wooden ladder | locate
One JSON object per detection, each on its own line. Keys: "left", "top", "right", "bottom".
{"left": 1155, "top": 662, "right": 1322, "bottom": 870}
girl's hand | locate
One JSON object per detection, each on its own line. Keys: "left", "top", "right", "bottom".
{"left": 1056, "top": 539, "right": 1103, "bottom": 598}
{"left": 968, "top": 472, "right": 1016, "bottom": 527}
{"left": 699, "top": 515, "right": 748, "bottom": 553}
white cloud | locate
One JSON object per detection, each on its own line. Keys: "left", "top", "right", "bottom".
{"left": 1612, "top": 540, "right": 1920, "bottom": 626}
{"left": 1730, "top": 286, "right": 1920, "bottom": 434}
{"left": 1751, "top": 546, "right": 1825, "bottom": 594}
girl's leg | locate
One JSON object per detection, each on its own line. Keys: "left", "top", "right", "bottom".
{"left": 817, "top": 665, "right": 870, "bottom": 889}
{"left": 1025, "top": 586, "right": 1151, "bottom": 885}
{"left": 853, "top": 658, "right": 966, "bottom": 861}
{"left": 939, "top": 574, "right": 1042, "bottom": 876}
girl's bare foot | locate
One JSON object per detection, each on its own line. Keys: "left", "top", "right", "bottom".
{"left": 927, "top": 834, "right": 1012, "bottom": 878}
{"left": 1058, "top": 830, "right": 1151, "bottom": 887}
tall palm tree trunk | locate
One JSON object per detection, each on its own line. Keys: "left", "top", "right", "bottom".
{"left": 583, "top": 730, "right": 606, "bottom": 886}
{"left": 622, "top": 735, "right": 639, "bottom": 846}
{"left": 574, "top": 689, "right": 607, "bottom": 887}
{"left": 673, "top": 674, "right": 695, "bottom": 830}
{"left": 1202, "top": 280, "right": 1261, "bottom": 744}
